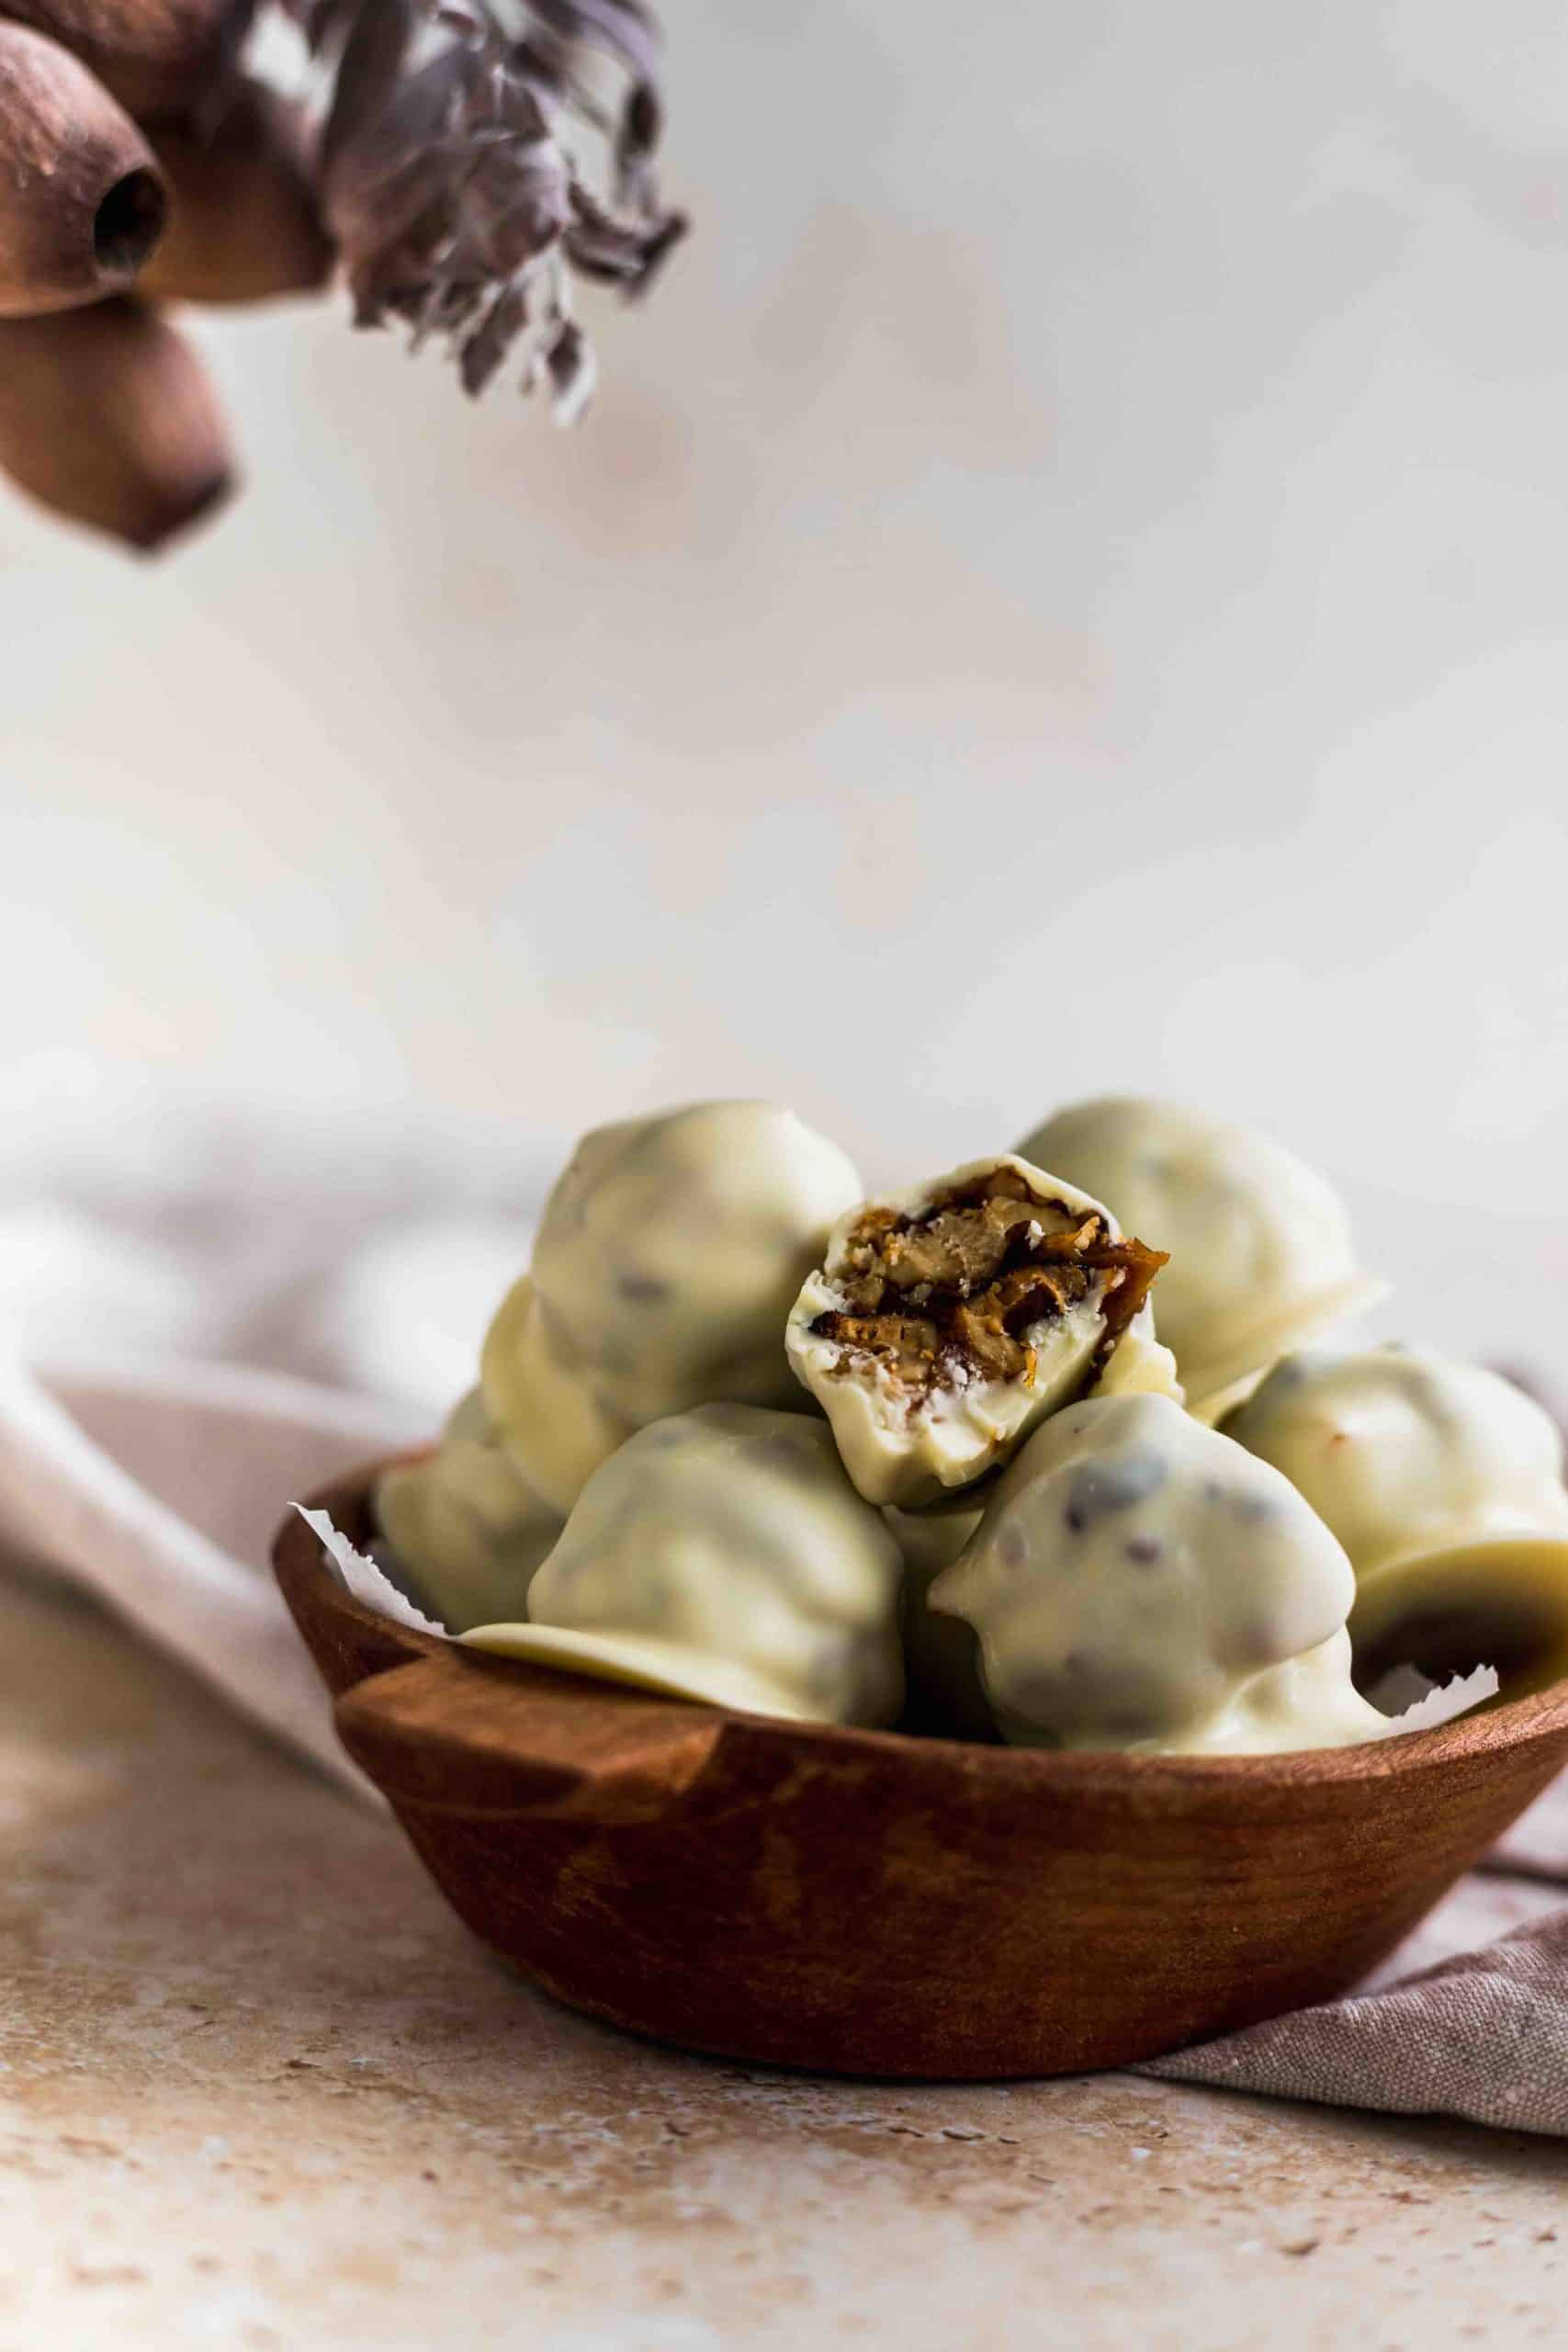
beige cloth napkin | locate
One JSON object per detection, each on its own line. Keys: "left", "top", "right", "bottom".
{"left": 0, "top": 1352, "right": 423, "bottom": 1789}
{"left": 1142, "top": 1783, "right": 1568, "bottom": 2132}
{"left": 3, "top": 1349, "right": 1565, "bottom": 2133}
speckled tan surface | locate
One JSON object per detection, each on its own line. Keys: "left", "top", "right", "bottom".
{"left": 4, "top": 1563, "right": 1566, "bottom": 2352}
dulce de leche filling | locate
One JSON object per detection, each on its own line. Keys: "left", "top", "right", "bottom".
{"left": 810, "top": 1168, "right": 1167, "bottom": 1394}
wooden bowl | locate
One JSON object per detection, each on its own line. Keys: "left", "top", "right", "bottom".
{"left": 274, "top": 1460, "right": 1568, "bottom": 2081}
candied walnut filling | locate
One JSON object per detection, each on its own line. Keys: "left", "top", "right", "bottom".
{"left": 810, "top": 1170, "right": 1167, "bottom": 1393}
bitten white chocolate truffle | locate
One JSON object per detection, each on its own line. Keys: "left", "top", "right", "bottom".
{"left": 1016, "top": 1097, "right": 1385, "bottom": 1416}
{"left": 481, "top": 1102, "right": 862, "bottom": 1511}
{"left": 463, "top": 1403, "right": 907, "bottom": 1725}
{"left": 375, "top": 1389, "right": 561, "bottom": 1634}
{"left": 929, "top": 1393, "right": 1382, "bottom": 1753}
{"left": 1224, "top": 1347, "right": 1568, "bottom": 1703}
{"left": 785, "top": 1155, "right": 1167, "bottom": 1508}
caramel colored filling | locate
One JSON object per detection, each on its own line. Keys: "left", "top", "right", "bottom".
{"left": 811, "top": 1169, "right": 1167, "bottom": 1393}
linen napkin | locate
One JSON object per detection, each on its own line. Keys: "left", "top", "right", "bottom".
{"left": 0, "top": 1351, "right": 423, "bottom": 1789}
{"left": 1141, "top": 1893, "right": 1568, "bottom": 2133}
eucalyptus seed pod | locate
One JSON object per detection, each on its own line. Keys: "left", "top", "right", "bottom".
{"left": 143, "top": 82, "right": 333, "bottom": 305}
{"left": 0, "top": 296, "right": 233, "bottom": 550}
{"left": 0, "top": 26, "right": 166, "bottom": 316}
{"left": 1, "top": 0, "right": 256, "bottom": 125}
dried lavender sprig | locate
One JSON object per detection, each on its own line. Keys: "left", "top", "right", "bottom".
{"left": 278, "top": 0, "right": 684, "bottom": 408}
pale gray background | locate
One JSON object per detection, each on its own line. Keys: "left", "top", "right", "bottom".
{"left": 3, "top": 1, "right": 1567, "bottom": 1371}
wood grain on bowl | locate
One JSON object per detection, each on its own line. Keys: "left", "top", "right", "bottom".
{"left": 274, "top": 1463, "right": 1568, "bottom": 2082}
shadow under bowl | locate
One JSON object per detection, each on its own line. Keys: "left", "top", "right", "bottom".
{"left": 274, "top": 1458, "right": 1568, "bottom": 2082}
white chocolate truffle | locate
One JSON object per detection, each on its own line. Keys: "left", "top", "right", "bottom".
{"left": 481, "top": 1102, "right": 862, "bottom": 1512}
{"left": 929, "top": 1393, "right": 1382, "bottom": 1753}
{"left": 533, "top": 1101, "right": 862, "bottom": 1423}
{"left": 375, "top": 1389, "right": 561, "bottom": 1634}
{"left": 785, "top": 1155, "right": 1167, "bottom": 1508}
{"left": 1224, "top": 1347, "right": 1568, "bottom": 1703}
{"left": 480, "top": 1274, "right": 635, "bottom": 1514}
{"left": 463, "top": 1403, "right": 907, "bottom": 1725}
{"left": 1016, "top": 1097, "right": 1385, "bottom": 1414}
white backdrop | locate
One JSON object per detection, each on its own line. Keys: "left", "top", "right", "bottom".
{"left": 2, "top": 2, "right": 1567, "bottom": 1374}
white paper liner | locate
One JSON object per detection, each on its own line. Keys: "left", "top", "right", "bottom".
{"left": 301, "top": 1510, "right": 1506, "bottom": 1746}
{"left": 1363, "top": 1661, "right": 1501, "bottom": 1737}
{"left": 293, "top": 1505, "right": 450, "bottom": 1641}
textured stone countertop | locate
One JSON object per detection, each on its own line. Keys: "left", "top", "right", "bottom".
{"left": 3, "top": 1561, "right": 1565, "bottom": 2352}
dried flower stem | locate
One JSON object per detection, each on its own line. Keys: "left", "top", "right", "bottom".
{"left": 290, "top": 0, "right": 685, "bottom": 413}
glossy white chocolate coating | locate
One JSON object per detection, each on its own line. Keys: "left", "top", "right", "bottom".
{"left": 463, "top": 1402, "right": 906, "bottom": 1726}
{"left": 930, "top": 1393, "right": 1376, "bottom": 1752}
{"left": 786, "top": 1155, "right": 1153, "bottom": 1509}
{"left": 1224, "top": 1347, "right": 1568, "bottom": 1575}
{"left": 375, "top": 1389, "right": 562, "bottom": 1634}
{"left": 533, "top": 1101, "right": 862, "bottom": 1422}
{"left": 479, "top": 1275, "right": 635, "bottom": 1514}
{"left": 1225, "top": 1346, "right": 1568, "bottom": 1703}
{"left": 1017, "top": 1096, "right": 1384, "bottom": 1410}
{"left": 1089, "top": 1320, "right": 1184, "bottom": 1406}
{"left": 1181, "top": 1629, "right": 1390, "bottom": 1754}
{"left": 480, "top": 1101, "right": 860, "bottom": 1512}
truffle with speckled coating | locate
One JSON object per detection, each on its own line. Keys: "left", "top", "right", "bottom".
{"left": 375, "top": 1389, "right": 560, "bottom": 1634}
{"left": 463, "top": 1402, "right": 906, "bottom": 1724}
{"left": 481, "top": 1102, "right": 861, "bottom": 1511}
{"left": 1226, "top": 1346, "right": 1568, "bottom": 1704}
{"left": 1016, "top": 1097, "right": 1384, "bottom": 1417}
{"left": 931, "top": 1393, "right": 1382, "bottom": 1752}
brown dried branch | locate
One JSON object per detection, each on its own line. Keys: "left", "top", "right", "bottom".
{"left": 293, "top": 0, "right": 685, "bottom": 412}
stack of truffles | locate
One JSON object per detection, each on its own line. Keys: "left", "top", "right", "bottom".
{"left": 373, "top": 1097, "right": 1568, "bottom": 1755}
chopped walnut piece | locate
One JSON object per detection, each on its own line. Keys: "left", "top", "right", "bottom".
{"left": 813, "top": 1172, "right": 1165, "bottom": 1396}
